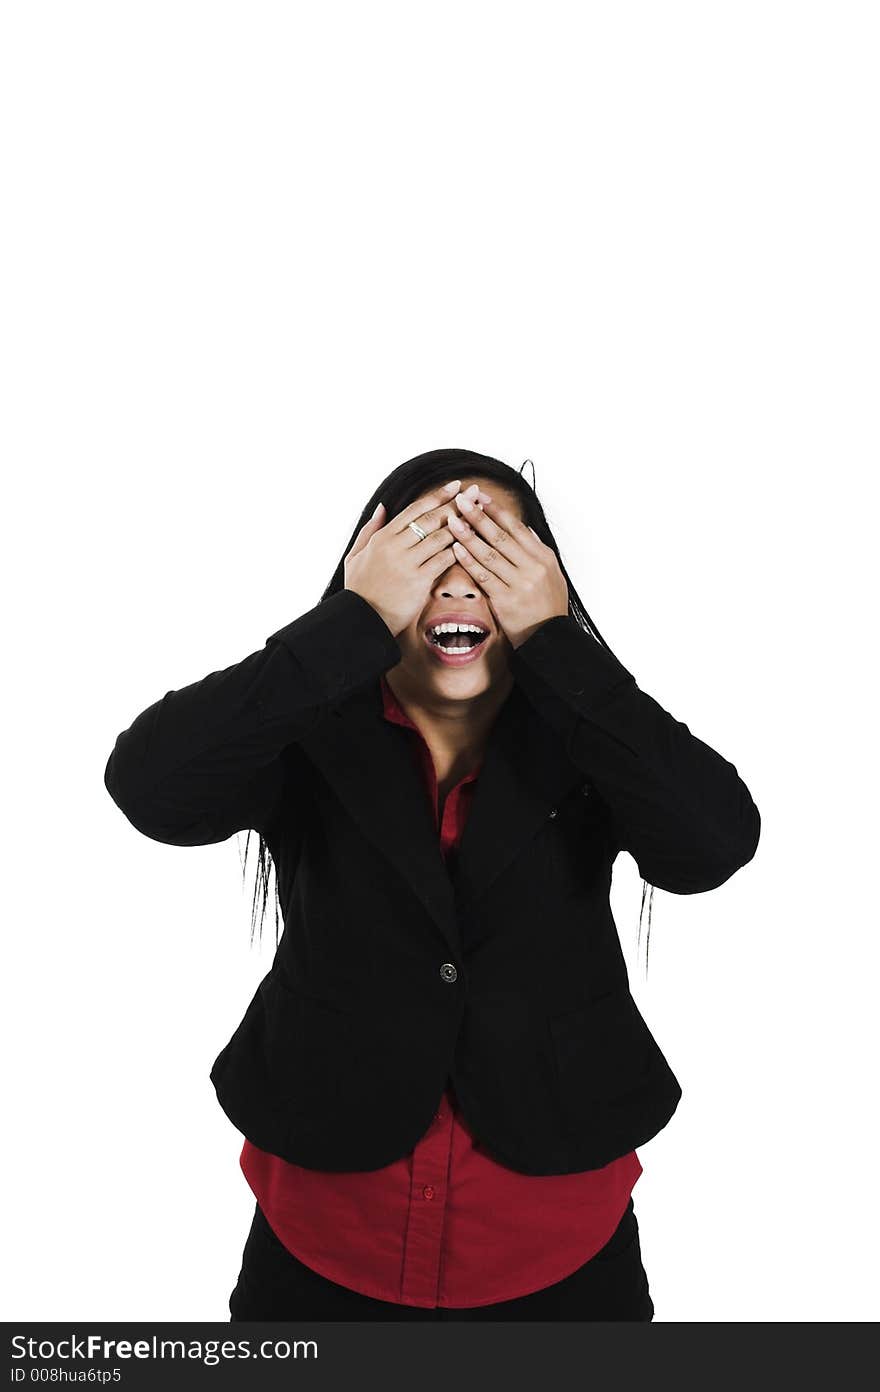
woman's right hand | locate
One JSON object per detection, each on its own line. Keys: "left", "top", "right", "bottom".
{"left": 344, "top": 480, "right": 490, "bottom": 637}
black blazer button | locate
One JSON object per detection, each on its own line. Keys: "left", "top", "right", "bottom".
{"left": 439, "top": 962, "right": 458, "bottom": 983}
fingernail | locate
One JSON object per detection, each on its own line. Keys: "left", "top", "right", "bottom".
{"left": 444, "top": 479, "right": 461, "bottom": 493}
{"left": 372, "top": 502, "right": 383, "bottom": 518}
{"left": 457, "top": 494, "right": 473, "bottom": 512}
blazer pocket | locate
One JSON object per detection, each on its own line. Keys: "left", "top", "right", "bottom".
{"left": 549, "top": 987, "right": 654, "bottom": 1111}
{"left": 262, "top": 972, "right": 354, "bottom": 1116}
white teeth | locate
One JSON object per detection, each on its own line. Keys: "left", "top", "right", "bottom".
{"left": 428, "top": 621, "right": 487, "bottom": 638}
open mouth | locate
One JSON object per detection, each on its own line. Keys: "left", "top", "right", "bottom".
{"left": 424, "top": 622, "right": 490, "bottom": 657}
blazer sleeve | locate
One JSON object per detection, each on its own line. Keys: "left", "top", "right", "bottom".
{"left": 103, "top": 588, "right": 402, "bottom": 846}
{"left": 509, "top": 615, "right": 761, "bottom": 894}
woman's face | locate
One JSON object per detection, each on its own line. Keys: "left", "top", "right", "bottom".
{"left": 393, "top": 476, "right": 525, "bottom": 703}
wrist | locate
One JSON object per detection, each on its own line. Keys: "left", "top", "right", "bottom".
{"left": 509, "top": 611, "right": 569, "bottom": 650}
{"left": 344, "top": 586, "right": 398, "bottom": 638}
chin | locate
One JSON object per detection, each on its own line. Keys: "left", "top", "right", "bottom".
{"left": 427, "top": 655, "right": 508, "bottom": 696}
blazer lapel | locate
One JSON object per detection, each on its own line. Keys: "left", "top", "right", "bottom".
{"left": 298, "top": 680, "right": 461, "bottom": 956}
{"left": 452, "top": 681, "right": 587, "bottom": 908}
{"left": 297, "top": 677, "right": 586, "bottom": 959}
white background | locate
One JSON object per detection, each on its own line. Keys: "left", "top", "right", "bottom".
{"left": 2, "top": 0, "right": 877, "bottom": 1323}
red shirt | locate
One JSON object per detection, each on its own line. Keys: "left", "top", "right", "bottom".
{"left": 240, "top": 673, "right": 642, "bottom": 1308}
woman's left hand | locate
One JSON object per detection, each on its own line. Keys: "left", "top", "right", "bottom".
{"left": 449, "top": 494, "right": 570, "bottom": 649}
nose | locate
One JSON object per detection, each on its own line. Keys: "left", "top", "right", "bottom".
{"left": 432, "top": 558, "right": 481, "bottom": 599}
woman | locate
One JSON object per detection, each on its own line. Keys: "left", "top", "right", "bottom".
{"left": 104, "top": 446, "right": 761, "bottom": 1321}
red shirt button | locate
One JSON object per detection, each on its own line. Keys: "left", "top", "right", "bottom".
{"left": 422, "top": 1185, "right": 435, "bottom": 1200}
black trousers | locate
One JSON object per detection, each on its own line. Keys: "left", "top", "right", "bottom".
{"left": 228, "top": 1196, "right": 654, "bottom": 1321}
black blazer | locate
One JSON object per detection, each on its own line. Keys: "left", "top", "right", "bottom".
{"left": 104, "top": 588, "right": 761, "bottom": 1176}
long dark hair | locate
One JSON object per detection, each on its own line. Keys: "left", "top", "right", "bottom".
{"left": 240, "top": 447, "right": 656, "bottom": 973}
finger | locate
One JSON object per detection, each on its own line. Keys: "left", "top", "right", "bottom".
{"left": 468, "top": 496, "right": 542, "bottom": 554}
{"left": 391, "top": 480, "right": 462, "bottom": 535}
{"left": 443, "top": 491, "right": 490, "bottom": 527}
{"left": 454, "top": 485, "right": 492, "bottom": 520}
{"left": 399, "top": 493, "right": 489, "bottom": 547}
{"left": 451, "top": 538, "right": 510, "bottom": 594}
{"left": 421, "top": 529, "right": 459, "bottom": 579}
{"left": 459, "top": 483, "right": 494, "bottom": 509}
{"left": 347, "top": 501, "right": 386, "bottom": 558}
{"left": 459, "top": 495, "right": 543, "bottom": 559}
{"left": 448, "top": 516, "right": 518, "bottom": 584}
{"left": 414, "top": 521, "right": 458, "bottom": 563}
{"left": 452, "top": 493, "right": 523, "bottom": 567}
{"left": 394, "top": 481, "right": 487, "bottom": 544}
{"left": 399, "top": 503, "right": 460, "bottom": 548}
